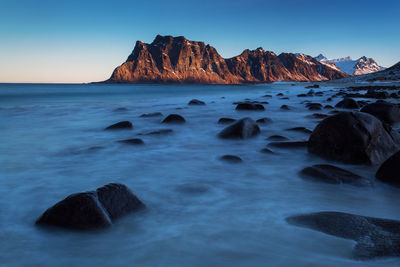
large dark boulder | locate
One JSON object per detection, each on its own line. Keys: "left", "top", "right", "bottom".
{"left": 218, "top": 118, "right": 260, "bottom": 139}
{"left": 299, "top": 164, "right": 371, "bottom": 186}
{"left": 286, "top": 211, "right": 400, "bottom": 259}
{"left": 308, "top": 112, "right": 400, "bottom": 165}
{"left": 36, "top": 183, "right": 144, "bottom": 230}
{"left": 335, "top": 98, "right": 360, "bottom": 109}
{"left": 360, "top": 101, "right": 400, "bottom": 125}
{"left": 161, "top": 114, "right": 186, "bottom": 124}
{"left": 105, "top": 121, "right": 133, "bottom": 130}
{"left": 376, "top": 151, "right": 400, "bottom": 186}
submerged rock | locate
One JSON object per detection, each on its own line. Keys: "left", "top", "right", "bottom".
{"left": 218, "top": 118, "right": 236, "bottom": 124}
{"left": 376, "top": 151, "right": 400, "bottom": 186}
{"left": 286, "top": 211, "right": 400, "bottom": 259}
{"left": 188, "top": 99, "right": 206, "bottom": 105}
{"left": 286, "top": 127, "right": 312, "bottom": 134}
{"left": 268, "top": 141, "right": 308, "bottom": 148}
{"left": 280, "top": 105, "right": 290, "bottom": 110}
{"left": 218, "top": 118, "right": 260, "bottom": 139}
{"left": 219, "top": 155, "right": 243, "bottom": 163}
{"left": 36, "top": 183, "right": 144, "bottom": 230}
{"left": 105, "top": 121, "right": 133, "bottom": 130}
{"left": 138, "top": 129, "right": 173, "bottom": 135}
{"left": 161, "top": 114, "right": 186, "bottom": 124}
{"left": 140, "top": 112, "right": 163, "bottom": 118}
{"left": 118, "top": 138, "right": 144, "bottom": 145}
{"left": 299, "top": 164, "right": 371, "bottom": 186}
{"left": 256, "top": 117, "right": 273, "bottom": 124}
{"left": 266, "top": 135, "right": 288, "bottom": 141}
{"left": 308, "top": 112, "right": 400, "bottom": 165}
{"left": 235, "top": 103, "right": 265, "bottom": 111}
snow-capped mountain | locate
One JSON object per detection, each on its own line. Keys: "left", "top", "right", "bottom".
{"left": 315, "top": 54, "right": 385, "bottom": 75}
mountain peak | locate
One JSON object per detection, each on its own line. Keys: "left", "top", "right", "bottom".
{"left": 107, "top": 35, "right": 349, "bottom": 84}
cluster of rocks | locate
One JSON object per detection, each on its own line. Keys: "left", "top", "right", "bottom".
{"left": 37, "top": 88, "right": 400, "bottom": 260}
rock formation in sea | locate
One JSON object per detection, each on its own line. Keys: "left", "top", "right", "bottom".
{"left": 105, "top": 35, "right": 350, "bottom": 84}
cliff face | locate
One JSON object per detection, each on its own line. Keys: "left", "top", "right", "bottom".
{"left": 107, "top": 35, "right": 349, "bottom": 84}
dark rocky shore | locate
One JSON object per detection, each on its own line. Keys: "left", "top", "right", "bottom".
{"left": 36, "top": 83, "right": 400, "bottom": 260}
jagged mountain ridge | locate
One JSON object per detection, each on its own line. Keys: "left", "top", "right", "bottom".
{"left": 107, "top": 35, "right": 349, "bottom": 84}
{"left": 315, "top": 54, "right": 385, "bottom": 75}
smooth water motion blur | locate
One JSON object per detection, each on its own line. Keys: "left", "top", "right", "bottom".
{"left": 1, "top": 83, "right": 400, "bottom": 266}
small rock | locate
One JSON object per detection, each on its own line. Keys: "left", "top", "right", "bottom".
{"left": 118, "top": 138, "right": 144, "bottom": 145}
{"left": 299, "top": 164, "right": 371, "bottom": 186}
{"left": 219, "top": 155, "right": 243, "bottom": 163}
{"left": 138, "top": 129, "right": 173, "bottom": 135}
{"left": 256, "top": 117, "right": 273, "bottom": 124}
{"left": 140, "top": 112, "right": 163, "bottom": 118}
{"left": 218, "top": 118, "right": 236, "bottom": 124}
{"left": 280, "top": 105, "right": 290, "bottom": 110}
{"left": 287, "top": 127, "right": 312, "bottom": 134}
{"left": 188, "top": 99, "right": 206, "bottom": 105}
{"left": 260, "top": 148, "right": 275, "bottom": 154}
{"left": 266, "top": 135, "right": 288, "bottom": 141}
{"left": 268, "top": 141, "right": 308, "bottom": 148}
{"left": 218, "top": 118, "right": 260, "bottom": 139}
{"left": 335, "top": 98, "right": 360, "bottom": 109}
{"left": 105, "top": 121, "right": 133, "bottom": 130}
{"left": 235, "top": 103, "right": 265, "bottom": 111}
{"left": 305, "top": 84, "right": 320, "bottom": 89}
{"left": 162, "top": 114, "right": 186, "bottom": 124}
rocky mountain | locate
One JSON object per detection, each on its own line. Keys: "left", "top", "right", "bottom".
{"left": 315, "top": 54, "right": 385, "bottom": 75}
{"left": 106, "top": 35, "right": 349, "bottom": 84}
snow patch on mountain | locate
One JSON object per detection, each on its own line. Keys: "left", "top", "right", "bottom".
{"left": 314, "top": 54, "right": 385, "bottom": 75}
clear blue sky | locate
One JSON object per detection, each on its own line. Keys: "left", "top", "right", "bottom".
{"left": 0, "top": 0, "right": 399, "bottom": 83}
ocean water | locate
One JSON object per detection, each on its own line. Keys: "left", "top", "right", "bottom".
{"left": 1, "top": 82, "right": 400, "bottom": 266}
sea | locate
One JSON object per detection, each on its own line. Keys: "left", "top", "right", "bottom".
{"left": 1, "top": 82, "right": 400, "bottom": 266}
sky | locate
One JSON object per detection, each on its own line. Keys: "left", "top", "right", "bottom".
{"left": 0, "top": 0, "right": 399, "bottom": 83}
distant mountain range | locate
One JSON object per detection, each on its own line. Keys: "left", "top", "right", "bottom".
{"left": 105, "top": 35, "right": 349, "bottom": 84}
{"left": 315, "top": 54, "right": 385, "bottom": 76}
{"left": 335, "top": 61, "right": 400, "bottom": 82}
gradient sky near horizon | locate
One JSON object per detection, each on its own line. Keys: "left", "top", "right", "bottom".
{"left": 0, "top": 0, "right": 399, "bottom": 83}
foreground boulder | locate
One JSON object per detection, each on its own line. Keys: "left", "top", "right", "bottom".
{"left": 218, "top": 118, "right": 260, "bottom": 139}
{"left": 286, "top": 211, "right": 400, "bottom": 259}
{"left": 376, "top": 151, "right": 400, "bottom": 186}
{"left": 299, "top": 164, "right": 371, "bottom": 186}
{"left": 105, "top": 121, "right": 133, "bottom": 130}
{"left": 308, "top": 112, "right": 400, "bottom": 165}
{"left": 360, "top": 101, "right": 400, "bottom": 125}
{"left": 161, "top": 114, "right": 186, "bottom": 124}
{"left": 36, "top": 183, "right": 144, "bottom": 230}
